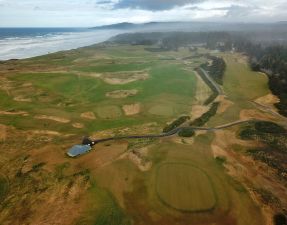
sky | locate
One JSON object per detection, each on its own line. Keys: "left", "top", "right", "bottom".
{"left": 0, "top": 0, "right": 287, "bottom": 27}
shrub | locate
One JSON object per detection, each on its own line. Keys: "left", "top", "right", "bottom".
{"left": 254, "top": 121, "right": 286, "bottom": 134}
{"left": 190, "top": 102, "right": 219, "bottom": 127}
{"left": 274, "top": 213, "right": 287, "bottom": 225}
{"left": 163, "top": 116, "right": 190, "bottom": 133}
{"left": 178, "top": 127, "right": 195, "bottom": 137}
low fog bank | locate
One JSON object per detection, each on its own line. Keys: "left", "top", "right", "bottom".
{"left": 93, "top": 21, "right": 287, "bottom": 45}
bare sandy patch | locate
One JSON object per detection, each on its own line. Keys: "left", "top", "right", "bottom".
{"left": 0, "top": 124, "right": 7, "bottom": 141}
{"left": 122, "top": 103, "right": 141, "bottom": 116}
{"left": 21, "top": 82, "right": 33, "bottom": 87}
{"left": 72, "top": 123, "right": 84, "bottom": 129}
{"left": 216, "top": 96, "right": 234, "bottom": 114}
{"left": 29, "top": 130, "right": 62, "bottom": 136}
{"left": 171, "top": 136, "right": 194, "bottom": 145}
{"left": 79, "top": 72, "right": 101, "bottom": 78}
{"left": 101, "top": 70, "right": 149, "bottom": 85}
{"left": 240, "top": 109, "right": 277, "bottom": 121}
{"left": 106, "top": 89, "right": 138, "bottom": 98}
{"left": 80, "top": 111, "right": 96, "bottom": 120}
{"left": 13, "top": 96, "right": 32, "bottom": 102}
{"left": 255, "top": 93, "right": 279, "bottom": 107}
{"left": 123, "top": 147, "right": 152, "bottom": 172}
{"left": 0, "top": 110, "right": 29, "bottom": 116}
{"left": 34, "top": 115, "right": 70, "bottom": 123}
{"left": 190, "top": 105, "right": 209, "bottom": 120}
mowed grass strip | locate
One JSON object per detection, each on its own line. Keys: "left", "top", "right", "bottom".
{"left": 156, "top": 163, "right": 217, "bottom": 212}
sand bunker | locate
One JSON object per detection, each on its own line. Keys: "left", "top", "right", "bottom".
{"left": 34, "top": 115, "right": 70, "bottom": 123}
{"left": 80, "top": 111, "right": 96, "bottom": 120}
{"left": 72, "top": 123, "right": 84, "bottom": 129}
{"left": 29, "top": 130, "right": 62, "bottom": 136}
{"left": 190, "top": 105, "right": 209, "bottom": 120}
{"left": 122, "top": 103, "right": 141, "bottom": 116}
{"left": 0, "top": 110, "right": 28, "bottom": 116}
{"left": 255, "top": 94, "right": 279, "bottom": 107}
{"left": 101, "top": 71, "right": 149, "bottom": 85}
{"left": 106, "top": 89, "right": 138, "bottom": 98}
{"left": 13, "top": 96, "right": 32, "bottom": 102}
{"left": 216, "top": 96, "right": 234, "bottom": 114}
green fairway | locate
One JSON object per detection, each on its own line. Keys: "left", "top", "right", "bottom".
{"left": 222, "top": 53, "right": 269, "bottom": 101}
{"left": 4, "top": 53, "right": 197, "bottom": 132}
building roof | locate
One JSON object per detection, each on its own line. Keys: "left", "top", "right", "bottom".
{"left": 67, "top": 145, "right": 92, "bottom": 157}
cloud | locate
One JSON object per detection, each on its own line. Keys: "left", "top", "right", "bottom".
{"left": 223, "top": 5, "right": 255, "bottom": 18}
{"left": 97, "top": 0, "right": 113, "bottom": 4}
{"left": 0, "top": 0, "right": 287, "bottom": 27}
{"left": 114, "top": 0, "right": 202, "bottom": 11}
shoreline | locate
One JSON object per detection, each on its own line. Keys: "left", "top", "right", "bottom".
{"left": 0, "top": 29, "right": 122, "bottom": 61}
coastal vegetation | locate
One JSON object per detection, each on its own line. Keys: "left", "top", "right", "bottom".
{"left": 0, "top": 36, "right": 285, "bottom": 225}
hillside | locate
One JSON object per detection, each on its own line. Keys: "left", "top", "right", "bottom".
{"left": 0, "top": 39, "right": 286, "bottom": 225}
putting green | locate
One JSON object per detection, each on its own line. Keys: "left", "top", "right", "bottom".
{"left": 156, "top": 163, "right": 217, "bottom": 212}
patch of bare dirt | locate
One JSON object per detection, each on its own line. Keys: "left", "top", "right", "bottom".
{"left": 122, "top": 103, "right": 141, "bottom": 116}
{"left": 215, "top": 95, "right": 234, "bottom": 114}
{"left": 240, "top": 109, "right": 277, "bottom": 121}
{"left": 72, "top": 123, "right": 84, "bottom": 129}
{"left": 106, "top": 89, "right": 138, "bottom": 98}
{"left": 171, "top": 136, "right": 194, "bottom": 145}
{"left": 0, "top": 110, "right": 29, "bottom": 116}
{"left": 13, "top": 96, "right": 32, "bottom": 102}
{"left": 29, "top": 130, "right": 62, "bottom": 136}
{"left": 21, "top": 82, "right": 33, "bottom": 87}
{"left": 255, "top": 94, "right": 279, "bottom": 106}
{"left": 120, "top": 147, "right": 152, "bottom": 172}
{"left": 34, "top": 115, "right": 70, "bottom": 123}
{"left": 190, "top": 105, "right": 209, "bottom": 120}
{"left": 80, "top": 111, "right": 96, "bottom": 120}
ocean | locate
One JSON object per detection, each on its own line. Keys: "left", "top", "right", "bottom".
{"left": 0, "top": 28, "right": 121, "bottom": 60}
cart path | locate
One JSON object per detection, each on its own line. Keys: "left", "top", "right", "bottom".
{"left": 91, "top": 119, "right": 256, "bottom": 145}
